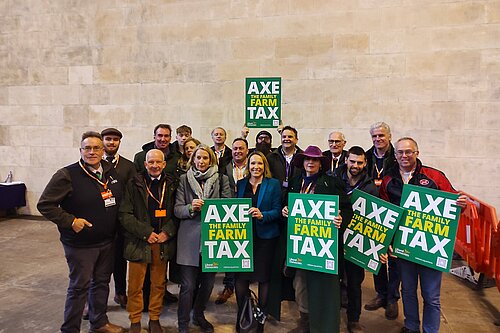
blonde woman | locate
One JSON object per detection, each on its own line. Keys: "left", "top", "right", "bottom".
{"left": 174, "top": 144, "right": 231, "bottom": 333}
{"left": 235, "top": 151, "right": 282, "bottom": 333}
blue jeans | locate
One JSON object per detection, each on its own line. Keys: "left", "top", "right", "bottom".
{"left": 373, "top": 256, "right": 400, "bottom": 304}
{"left": 61, "top": 242, "right": 114, "bottom": 333}
{"left": 398, "top": 259, "right": 442, "bottom": 333}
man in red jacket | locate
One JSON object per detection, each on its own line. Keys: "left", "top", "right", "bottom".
{"left": 379, "top": 137, "right": 467, "bottom": 333}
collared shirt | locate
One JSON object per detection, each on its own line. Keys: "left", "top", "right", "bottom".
{"left": 232, "top": 161, "right": 247, "bottom": 183}
{"left": 88, "top": 164, "right": 103, "bottom": 176}
{"left": 214, "top": 146, "right": 226, "bottom": 162}
{"left": 104, "top": 154, "right": 117, "bottom": 164}
{"left": 149, "top": 175, "right": 161, "bottom": 182}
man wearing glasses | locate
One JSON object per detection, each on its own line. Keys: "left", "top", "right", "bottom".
{"left": 38, "top": 131, "right": 124, "bottom": 333}
{"left": 379, "top": 137, "right": 467, "bottom": 333}
{"left": 323, "top": 131, "right": 348, "bottom": 176}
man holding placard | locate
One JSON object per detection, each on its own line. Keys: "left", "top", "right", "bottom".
{"left": 379, "top": 137, "right": 467, "bottom": 333}
{"left": 337, "top": 146, "right": 380, "bottom": 333}
{"left": 363, "top": 122, "right": 401, "bottom": 320}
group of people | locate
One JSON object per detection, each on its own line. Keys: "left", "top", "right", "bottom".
{"left": 37, "top": 121, "right": 467, "bottom": 333}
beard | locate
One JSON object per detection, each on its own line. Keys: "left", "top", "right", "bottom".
{"left": 348, "top": 168, "right": 361, "bottom": 177}
{"left": 255, "top": 142, "right": 272, "bottom": 154}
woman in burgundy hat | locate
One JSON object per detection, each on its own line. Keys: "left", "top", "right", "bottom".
{"left": 281, "top": 145, "right": 353, "bottom": 333}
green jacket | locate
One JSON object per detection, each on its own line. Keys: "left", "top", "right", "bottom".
{"left": 268, "top": 172, "right": 353, "bottom": 333}
{"left": 133, "top": 142, "right": 180, "bottom": 181}
{"left": 119, "top": 171, "right": 178, "bottom": 263}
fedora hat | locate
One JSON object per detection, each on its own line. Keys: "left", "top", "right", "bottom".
{"left": 293, "top": 145, "right": 329, "bottom": 172}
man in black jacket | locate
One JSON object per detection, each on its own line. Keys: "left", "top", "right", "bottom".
{"left": 267, "top": 125, "right": 303, "bottom": 204}
{"left": 363, "top": 122, "right": 400, "bottom": 320}
{"left": 323, "top": 131, "right": 348, "bottom": 176}
{"left": 133, "top": 124, "right": 180, "bottom": 178}
{"left": 210, "top": 126, "right": 232, "bottom": 173}
{"left": 337, "top": 146, "right": 379, "bottom": 333}
{"left": 101, "top": 127, "right": 137, "bottom": 309}
{"left": 37, "top": 131, "right": 124, "bottom": 333}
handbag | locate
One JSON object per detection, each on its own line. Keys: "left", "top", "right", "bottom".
{"left": 238, "top": 289, "right": 266, "bottom": 333}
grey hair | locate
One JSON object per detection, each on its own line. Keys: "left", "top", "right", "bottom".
{"left": 369, "top": 122, "right": 391, "bottom": 135}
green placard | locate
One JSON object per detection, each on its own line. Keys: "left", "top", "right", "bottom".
{"left": 392, "top": 184, "right": 460, "bottom": 272}
{"left": 245, "top": 77, "right": 281, "bottom": 128}
{"left": 344, "top": 190, "right": 405, "bottom": 274}
{"left": 201, "top": 198, "right": 253, "bottom": 272}
{"left": 286, "top": 193, "right": 339, "bottom": 274}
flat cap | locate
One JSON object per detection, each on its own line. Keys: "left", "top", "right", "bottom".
{"left": 101, "top": 127, "right": 122, "bottom": 138}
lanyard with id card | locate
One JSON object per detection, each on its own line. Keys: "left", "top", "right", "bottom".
{"left": 102, "top": 189, "right": 116, "bottom": 207}
{"left": 79, "top": 161, "right": 116, "bottom": 207}
{"left": 145, "top": 178, "right": 167, "bottom": 218}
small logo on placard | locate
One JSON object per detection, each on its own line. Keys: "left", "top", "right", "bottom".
{"left": 420, "top": 179, "right": 429, "bottom": 186}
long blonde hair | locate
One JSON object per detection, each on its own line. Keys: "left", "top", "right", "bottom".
{"left": 244, "top": 151, "right": 272, "bottom": 179}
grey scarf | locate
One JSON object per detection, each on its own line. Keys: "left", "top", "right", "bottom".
{"left": 186, "top": 165, "right": 219, "bottom": 199}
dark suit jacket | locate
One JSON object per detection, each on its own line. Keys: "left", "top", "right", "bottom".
{"left": 236, "top": 177, "right": 282, "bottom": 239}
{"left": 223, "top": 161, "right": 237, "bottom": 197}
{"left": 109, "top": 154, "right": 137, "bottom": 186}
{"left": 322, "top": 149, "right": 348, "bottom": 176}
{"left": 211, "top": 144, "right": 232, "bottom": 173}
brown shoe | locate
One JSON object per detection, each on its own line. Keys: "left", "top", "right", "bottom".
{"left": 113, "top": 294, "right": 127, "bottom": 308}
{"left": 215, "top": 287, "right": 233, "bottom": 304}
{"left": 89, "top": 322, "right": 125, "bottom": 333}
{"left": 149, "top": 319, "right": 163, "bottom": 333}
{"left": 364, "top": 296, "right": 386, "bottom": 311}
{"left": 129, "top": 322, "right": 141, "bottom": 333}
{"left": 385, "top": 302, "right": 399, "bottom": 320}
{"left": 347, "top": 321, "right": 364, "bottom": 333}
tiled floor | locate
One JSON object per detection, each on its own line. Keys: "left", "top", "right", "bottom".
{"left": 0, "top": 217, "right": 498, "bottom": 332}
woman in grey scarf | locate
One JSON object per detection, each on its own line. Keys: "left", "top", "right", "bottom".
{"left": 174, "top": 144, "right": 231, "bottom": 333}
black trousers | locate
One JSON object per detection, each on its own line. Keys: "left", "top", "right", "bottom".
{"left": 177, "top": 263, "right": 215, "bottom": 328}
{"left": 113, "top": 233, "right": 127, "bottom": 295}
{"left": 373, "top": 257, "right": 400, "bottom": 304}
{"left": 61, "top": 242, "right": 113, "bottom": 333}
{"left": 344, "top": 259, "right": 365, "bottom": 322}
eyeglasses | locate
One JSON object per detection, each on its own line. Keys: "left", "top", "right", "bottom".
{"left": 328, "top": 140, "right": 344, "bottom": 145}
{"left": 80, "top": 146, "right": 103, "bottom": 152}
{"left": 395, "top": 150, "right": 418, "bottom": 157}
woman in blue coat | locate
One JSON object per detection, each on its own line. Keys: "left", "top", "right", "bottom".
{"left": 235, "top": 151, "right": 282, "bottom": 333}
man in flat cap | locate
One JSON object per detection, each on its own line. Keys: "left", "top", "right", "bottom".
{"left": 101, "top": 128, "right": 137, "bottom": 309}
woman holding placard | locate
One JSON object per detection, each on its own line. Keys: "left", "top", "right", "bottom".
{"left": 280, "top": 145, "right": 352, "bottom": 333}
{"left": 234, "top": 151, "right": 282, "bottom": 333}
{"left": 174, "top": 144, "right": 231, "bottom": 333}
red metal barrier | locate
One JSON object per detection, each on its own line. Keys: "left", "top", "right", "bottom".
{"left": 455, "top": 193, "right": 499, "bottom": 292}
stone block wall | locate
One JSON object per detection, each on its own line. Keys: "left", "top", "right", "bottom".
{"left": 0, "top": 0, "right": 498, "bottom": 214}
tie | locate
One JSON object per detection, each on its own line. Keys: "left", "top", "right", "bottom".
{"left": 106, "top": 156, "right": 114, "bottom": 164}
{"left": 95, "top": 171, "right": 102, "bottom": 180}
{"left": 332, "top": 158, "right": 337, "bottom": 172}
